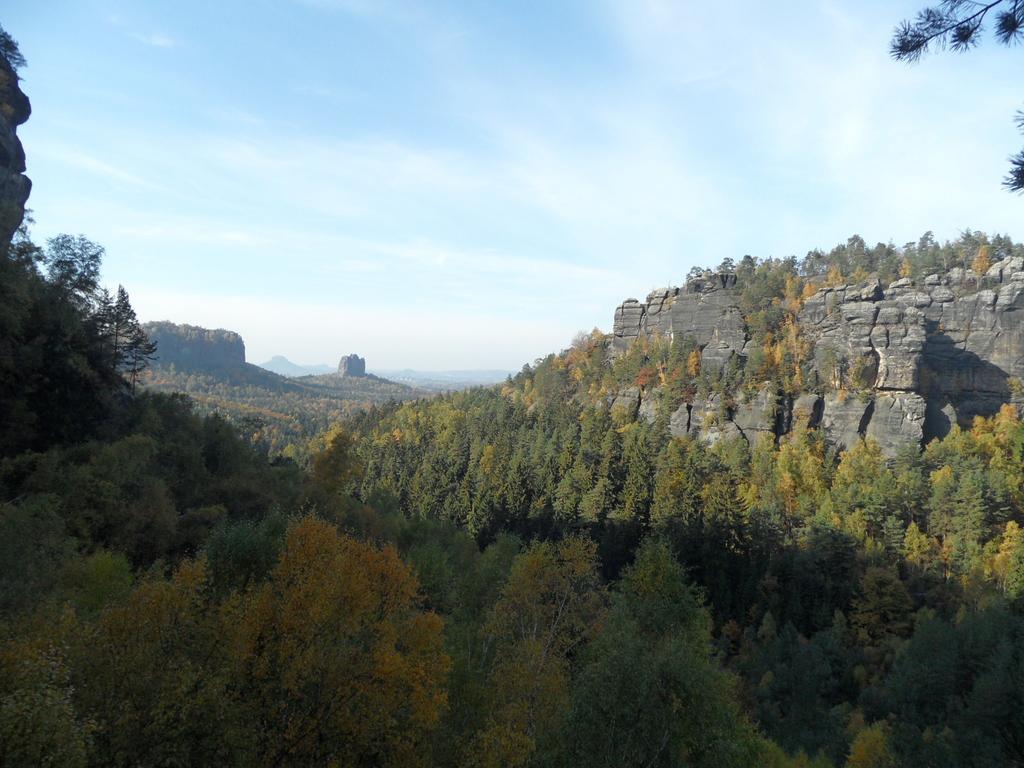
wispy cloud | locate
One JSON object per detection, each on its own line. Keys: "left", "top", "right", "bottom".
{"left": 130, "top": 32, "right": 178, "bottom": 48}
{"left": 106, "top": 13, "right": 178, "bottom": 49}
{"left": 595, "top": 0, "right": 1022, "bottom": 253}
{"left": 207, "top": 107, "right": 266, "bottom": 128}
{"left": 111, "top": 222, "right": 267, "bottom": 247}
{"left": 33, "top": 145, "right": 168, "bottom": 192}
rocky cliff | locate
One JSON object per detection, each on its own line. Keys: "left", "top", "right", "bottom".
{"left": 144, "top": 322, "right": 247, "bottom": 372}
{"left": 611, "top": 259, "right": 1024, "bottom": 455}
{"left": 338, "top": 354, "right": 366, "bottom": 377}
{"left": 0, "top": 52, "right": 31, "bottom": 246}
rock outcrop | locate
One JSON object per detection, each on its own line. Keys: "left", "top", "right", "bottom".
{"left": 0, "top": 52, "right": 31, "bottom": 246}
{"left": 659, "top": 386, "right": 776, "bottom": 447}
{"left": 144, "top": 322, "right": 246, "bottom": 371}
{"left": 338, "top": 354, "right": 366, "bottom": 377}
{"left": 732, "top": 383, "right": 780, "bottom": 444}
{"left": 613, "top": 273, "right": 746, "bottom": 375}
{"left": 611, "top": 261, "right": 1024, "bottom": 456}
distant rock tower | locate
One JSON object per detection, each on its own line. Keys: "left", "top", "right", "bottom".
{"left": 338, "top": 354, "right": 366, "bottom": 377}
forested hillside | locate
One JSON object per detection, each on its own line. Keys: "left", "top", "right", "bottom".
{"left": 141, "top": 322, "right": 424, "bottom": 454}
{"left": 0, "top": 222, "right": 791, "bottom": 766}
{"left": 348, "top": 230, "right": 1024, "bottom": 766}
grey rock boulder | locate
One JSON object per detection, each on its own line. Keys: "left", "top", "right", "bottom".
{"left": 687, "top": 395, "right": 742, "bottom": 446}
{"left": 791, "top": 393, "right": 823, "bottom": 429}
{"left": 669, "top": 403, "right": 691, "bottom": 439}
{"left": 638, "top": 390, "right": 659, "bottom": 424}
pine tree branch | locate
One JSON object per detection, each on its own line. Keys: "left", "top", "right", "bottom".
{"left": 891, "top": 0, "right": 1008, "bottom": 60}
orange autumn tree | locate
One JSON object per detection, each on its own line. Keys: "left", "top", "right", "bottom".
{"left": 230, "top": 516, "right": 449, "bottom": 768}
{"left": 971, "top": 244, "right": 991, "bottom": 277}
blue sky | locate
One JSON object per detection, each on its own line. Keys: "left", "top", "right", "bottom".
{"left": 5, "top": 1, "right": 1023, "bottom": 369}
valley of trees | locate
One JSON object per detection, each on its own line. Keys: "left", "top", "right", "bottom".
{"left": 0, "top": 220, "right": 778, "bottom": 766}
{"left": 344, "top": 229, "right": 1024, "bottom": 766}
{"left": 143, "top": 362, "right": 422, "bottom": 456}
{"left": 135, "top": 321, "right": 423, "bottom": 456}
{"left": 5, "top": 216, "right": 1024, "bottom": 766}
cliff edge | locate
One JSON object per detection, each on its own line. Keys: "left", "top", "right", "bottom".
{"left": 611, "top": 259, "right": 1024, "bottom": 455}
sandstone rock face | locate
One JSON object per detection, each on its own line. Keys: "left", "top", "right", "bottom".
{"left": 608, "top": 387, "right": 640, "bottom": 419}
{"left": 612, "top": 273, "right": 746, "bottom": 375}
{"left": 866, "top": 393, "right": 926, "bottom": 456}
{"left": 144, "top": 322, "right": 246, "bottom": 371}
{"left": 688, "top": 395, "right": 743, "bottom": 445}
{"left": 667, "top": 395, "right": 742, "bottom": 446}
{"left": 668, "top": 403, "right": 691, "bottom": 439}
{"left": 732, "top": 384, "right": 778, "bottom": 445}
{"left": 799, "top": 283, "right": 926, "bottom": 392}
{"left": 610, "top": 261, "right": 1024, "bottom": 456}
{"left": 916, "top": 274, "right": 1024, "bottom": 423}
{"left": 0, "top": 54, "right": 31, "bottom": 246}
{"left": 790, "top": 393, "right": 823, "bottom": 430}
{"left": 794, "top": 265, "right": 1024, "bottom": 453}
{"left": 637, "top": 391, "right": 659, "bottom": 424}
{"left": 662, "top": 386, "right": 776, "bottom": 448}
{"left": 338, "top": 354, "right": 367, "bottom": 377}
{"left": 820, "top": 393, "right": 871, "bottom": 452}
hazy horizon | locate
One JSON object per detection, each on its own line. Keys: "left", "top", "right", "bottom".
{"left": 256, "top": 353, "right": 512, "bottom": 375}
{"left": 6, "top": 0, "right": 1023, "bottom": 368}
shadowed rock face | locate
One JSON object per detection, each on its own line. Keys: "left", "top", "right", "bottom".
{"left": 612, "top": 263, "right": 1024, "bottom": 456}
{"left": 0, "top": 53, "right": 31, "bottom": 246}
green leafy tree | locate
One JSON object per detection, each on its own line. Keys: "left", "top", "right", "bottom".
{"left": 845, "top": 722, "right": 896, "bottom": 768}
{"left": 230, "top": 517, "right": 450, "bottom": 767}
{"left": 851, "top": 568, "right": 913, "bottom": 647}
{"left": 0, "top": 644, "right": 91, "bottom": 768}
{"left": 466, "top": 537, "right": 605, "bottom": 768}
{"left": 0, "top": 23, "right": 27, "bottom": 72}
{"left": 562, "top": 538, "right": 767, "bottom": 767}
{"left": 106, "top": 285, "right": 157, "bottom": 393}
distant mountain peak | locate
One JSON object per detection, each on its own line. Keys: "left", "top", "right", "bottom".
{"left": 256, "top": 355, "right": 333, "bottom": 378}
